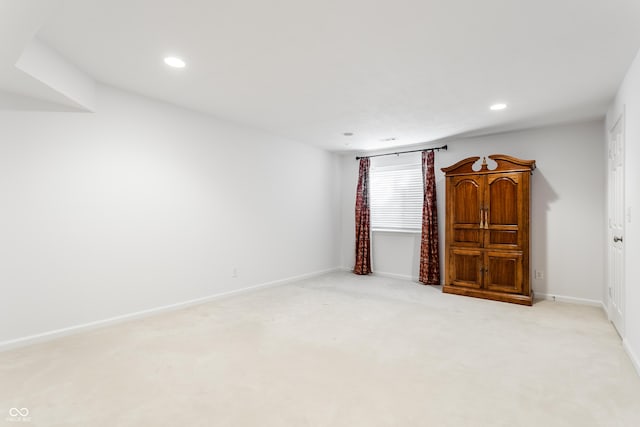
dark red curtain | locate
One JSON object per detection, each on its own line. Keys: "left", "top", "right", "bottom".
{"left": 353, "top": 157, "right": 372, "bottom": 275}
{"left": 419, "top": 151, "right": 440, "bottom": 285}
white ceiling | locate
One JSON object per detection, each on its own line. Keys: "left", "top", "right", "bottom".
{"left": 4, "top": 0, "right": 640, "bottom": 151}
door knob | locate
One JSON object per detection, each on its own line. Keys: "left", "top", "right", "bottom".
{"left": 613, "top": 236, "right": 623, "bottom": 243}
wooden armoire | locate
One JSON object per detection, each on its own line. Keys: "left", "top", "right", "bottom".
{"left": 442, "top": 154, "right": 536, "bottom": 305}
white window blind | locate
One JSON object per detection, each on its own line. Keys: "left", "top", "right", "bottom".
{"left": 370, "top": 163, "right": 423, "bottom": 230}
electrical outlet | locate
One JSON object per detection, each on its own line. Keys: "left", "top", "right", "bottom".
{"left": 232, "top": 268, "right": 238, "bottom": 278}
{"left": 535, "top": 270, "right": 544, "bottom": 280}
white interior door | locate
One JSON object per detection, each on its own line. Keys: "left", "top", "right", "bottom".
{"left": 608, "top": 114, "right": 625, "bottom": 335}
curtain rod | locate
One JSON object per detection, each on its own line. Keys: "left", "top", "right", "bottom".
{"left": 355, "top": 144, "right": 447, "bottom": 160}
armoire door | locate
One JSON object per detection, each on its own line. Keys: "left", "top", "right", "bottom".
{"left": 448, "top": 175, "right": 484, "bottom": 248}
{"left": 484, "top": 172, "right": 524, "bottom": 251}
{"left": 449, "top": 248, "right": 483, "bottom": 289}
{"left": 484, "top": 251, "right": 523, "bottom": 294}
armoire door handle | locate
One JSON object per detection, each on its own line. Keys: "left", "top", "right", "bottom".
{"left": 479, "top": 209, "right": 484, "bottom": 228}
{"left": 484, "top": 209, "right": 489, "bottom": 229}
{"left": 613, "top": 236, "right": 623, "bottom": 243}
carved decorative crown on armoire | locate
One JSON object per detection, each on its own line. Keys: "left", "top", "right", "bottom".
{"left": 442, "top": 154, "right": 536, "bottom": 305}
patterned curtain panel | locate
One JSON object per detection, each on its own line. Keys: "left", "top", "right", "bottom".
{"left": 353, "top": 157, "right": 372, "bottom": 275}
{"left": 419, "top": 151, "right": 440, "bottom": 285}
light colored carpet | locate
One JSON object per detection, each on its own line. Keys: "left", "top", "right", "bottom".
{"left": 1, "top": 272, "right": 639, "bottom": 427}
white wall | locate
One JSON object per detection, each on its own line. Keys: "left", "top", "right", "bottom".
{"left": 608, "top": 49, "right": 640, "bottom": 373}
{"left": 0, "top": 84, "right": 341, "bottom": 345}
{"left": 340, "top": 120, "right": 606, "bottom": 304}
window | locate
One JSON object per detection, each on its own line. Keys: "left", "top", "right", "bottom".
{"left": 370, "top": 163, "right": 423, "bottom": 231}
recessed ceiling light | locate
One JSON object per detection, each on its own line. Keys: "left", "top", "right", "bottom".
{"left": 343, "top": 132, "right": 354, "bottom": 136}
{"left": 490, "top": 103, "right": 507, "bottom": 111}
{"left": 164, "top": 57, "right": 186, "bottom": 68}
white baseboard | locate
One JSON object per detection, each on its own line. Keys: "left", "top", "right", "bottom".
{"left": 341, "top": 267, "right": 444, "bottom": 285}
{"left": 623, "top": 339, "right": 640, "bottom": 377}
{"left": 339, "top": 265, "right": 409, "bottom": 280}
{"left": 534, "top": 292, "right": 603, "bottom": 308}
{"left": 373, "top": 271, "right": 415, "bottom": 281}
{"left": 601, "top": 301, "right": 611, "bottom": 318}
{"left": 0, "top": 267, "right": 340, "bottom": 353}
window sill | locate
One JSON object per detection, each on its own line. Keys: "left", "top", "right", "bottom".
{"left": 372, "top": 228, "right": 422, "bottom": 234}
